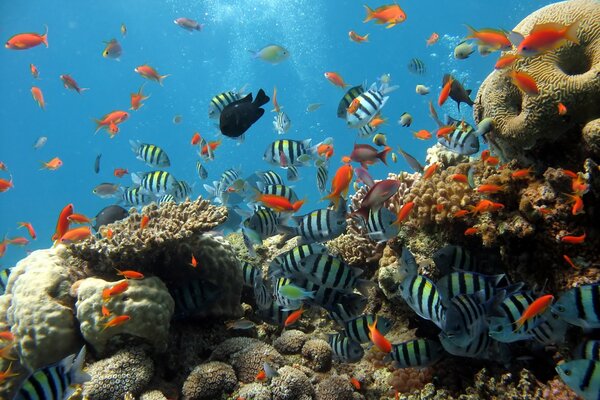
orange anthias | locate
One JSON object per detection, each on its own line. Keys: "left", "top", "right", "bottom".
{"left": 563, "top": 254, "right": 580, "bottom": 270}
{"left": 190, "top": 254, "right": 198, "bottom": 268}
{"left": 114, "top": 168, "right": 129, "bottom": 178}
{"left": 494, "top": 54, "right": 520, "bottom": 70}
{"left": 423, "top": 163, "right": 439, "bottom": 179}
{"left": 565, "top": 193, "right": 584, "bottom": 215}
{"left": 201, "top": 140, "right": 222, "bottom": 156}
{"left": 363, "top": 4, "right": 406, "bottom": 28}
{"left": 322, "top": 164, "right": 353, "bottom": 209}
{"left": 130, "top": 84, "right": 150, "bottom": 110}
{"left": 0, "top": 177, "right": 13, "bottom": 193}
{"left": 52, "top": 203, "right": 74, "bottom": 241}
{"left": 516, "top": 19, "right": 580, "bottom": 57}
{"left": 271, "top": 86, "right": 280, "bottom": 113}
{"left": 476, "top": 184, "right": 506, "bottom": 194}
{"left": 94, "top": 110, "right": 129, "bottom": 133}
{"left": 134, "top": 64, "right": 170, "bottom": 85}
{"left": 450, "top": 174, "right": 468, "bottom": 183}
{"left": 513, "top": 294, "right": 554, "bottom": 331}
{"left": 324, "top": 72, "right": 349, "bottom": 88}
{"left": 5, "top": 26, "right": 48, "bottom": 50}
{"left": 507, "top": 70, "right": 539, "bottom": 95}
{"left": 465, "top": 26, "right": 511, "bottom": 50}
{"left": 102, "top": 315, "right": 131, "bottom": 330}
{"left": 17, "top": 222, "right": 36, "bottom": 240}
{"left": 393, "top": 201, "right": 414, "bottom": 225}
{"left": 31, "top": 86, "right": 45, "bottom": 109}
{"left": 557, "top": 102, "right": 567, "bottom": 116}
{"left": 464, "top": 227, "right": 478, "bottom": 236}
{"left": 284, "top": 307, "right": 304, "bottom": 327}
{"left": 0, "top": 362, "right": 19, "bottom": 382}
{"left": 426, "top": 32, "right": 439, "bottom": 46}
{"left": 190, "top": 132, "right": 201, "bottom": 145}
{"left": 511, "top": 167, "right": 532, "bottom": 179}
{"left": 257, "top": 193, "right": 305, "bottom": 213}
{"left": 436, "top": 125, "right": 455, "bottom": 139}
{"left": 102, "top": 281, "right": 129, "bottom": 301}
{"left": 115, "top": 268, "right": 144, "bottom": 280}
{"left": 348, "top": 31, "right": 369, "bottom": 43}
{"left": 367, "top": 316, "right": 392, "bottom": 353}
{"left": 140, "top": 215, "right": 150, "bottom": 230}
{"left": 7, "top": 237, "right": 29, "bottom": 246}
{"left": 60, "top": 226, "right": 92, "bottom": 243}
{"left": 560, "top": 232, "right": 585, "bottom": 244}
{"left": 67, "top": 213, "right": 92, "bottom": 224}
{"left": 469, "top": 199, "right": 504, "bottom": 215}
{"left": 317, "top": 143, "right": 334, "bottom": 160}
{"left": 413, "top": 129, "right": 432, "bottom": 140}
{"left": 438, "top": 77, "right": 453, "bottom": 106}
{"left": 347, "top": 98, "right": 361, "bottom": 114}
{"left": 40, "top": 157, "right": 62, "bottom": 170}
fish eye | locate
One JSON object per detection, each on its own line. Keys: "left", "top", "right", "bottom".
{"left": 564, "top": 368, "right": 571, "bottom": 376}
{"left": 555, "top": 305, "right": 565, "bottom": 312}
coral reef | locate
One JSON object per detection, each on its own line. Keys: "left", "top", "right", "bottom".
{"left": 315, "top": 375, "right": 356, "bottom": 400}
{"left": 326, "top": 232, "right": 384, "bottom": 266}
{"left": 273, "top": 329, "right": 308, "bottom": 354}
{"left": 270, "top": 365, "right": 316, "bottom": 400}
{"left": 237, "top": 382, "right": 273, "bottom": 400}
{"left": 75, "top": 277, "right": 174, "bottom": 355}
{"left": 301, "top": 339, "right": 332, "bottom": 372}
{"left": 426, "top": 143, "right": 472, "bottom": 168}
{"left": 474, "top": 0, "right": 600, "bottom": 163}
{"left": 139, "top": 391, "right": 168, "bottom": 400}
{"left": 181, "top": 361, "right": 237, "bottom": 400}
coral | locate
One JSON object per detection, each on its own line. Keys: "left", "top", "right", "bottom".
{"left": 181, "top": 361, "right": 237, "bottom": 400}
{"left": 542, "top": 377, "right": 580, "bottom": 400}
{"left": 301, "top": 339, "right": 332, "bottom": 372}
{"left": 425, "top": 143, "right": 471, "bottom": 168}
{"left": 466, "top": 368, "right": 545, "bottom": 399}
{"left": 4, "top": 247, "right": 83, "bottom": 370}
{"left": 582, "top": 118, "right": 600, "bottom": 157}
{"left": 83, "top": 347, "right": 154, "bottom": 400}
{"left": 139, "top": 391, "right": 168, "bottom": 400}
{"left": 386, "top": 367, "right": 434, "bottom": 396}
{"left": 237, "top": 382, "right": 273, "bottom": 400}
{"left": 270, "top": 365, "right": 316, "bottom": 400}
{"left": 315, "top": 375, "right": 355, "bottom": 400}
{"left": 75, "top": 277, "right": 174, "bottom": 355}
{"left": 474, "top": 0, "right": 600, "bottom": 164}
{"left": 209, "top": 337, "right": 284, "bottom": 383}
{"left": 326, "top": 232, "right": 384, "bottom": 266}
{"left": 273, "top": 329, "right": 308, "bottom": 354}
{"left": 68, "top": 199, "right": 243, "bottom": 319}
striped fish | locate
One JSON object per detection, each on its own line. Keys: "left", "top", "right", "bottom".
{"left": 398, "top": 273, "right": 445, "bottom": 329}
{"left": 328, "top": 333, "right": 364, "bottom": 363}
{"left": 121, "top": 186, "right": 153, "bottom": 206}
{"left": 129, "top": 140, "right": 170, "bottom": 167}
{"left": 556, "top": 360, "right": 600, "bottom": 400}
{"left": 240, "top": 261, "right": 260, "bottom": 287}
{"left": 208, "top": 88, "right": 245, "bottom": 119}
{"left": 253, "top": 275, "right": 273, "bottom": 311}
{"left": 220, "top": 168, "right": 241, "bottom": 187}
{"left": 293, "top": 253, "right": 367, "bottom": 293}
{"left": 529, "top": 310, "right": 568, "bottom": 345}
{"left": 0, "top": 268, "right": 10, "bottom": 295}
{"left": 263, "top": 139, "right": 314, "bottom": 167}
{"left": 389, "top": 339, "right": 445, "bottom": 368}
{"left": 196, "top": 161, "right": 208, "bottom": 179}
{"left": 170, "top": 280, "right": 221, "bottom": 319}
{"left": 257, "top": 299, "right": 294, "bottom": 326}
{"left": 345, "top": 83, "right": 391, "bottom": 129}
{"left": 158, "top": 194, "right": 176, "bottom": 205}
{"left": 344, "top": 314, "right": 392, "bottom": 343}
{"left": 326, "top": 293, "right": 368, "bottom": 326}
{"left": 552, "top": 284, "right": 600, "bottom": 328}
{"left": 432, "top": 244, "right": 478, "bottom": 276}
{"left": 258, "top": 183, "right": 299, "bottom": 203}
{"left": 132, "top": 170, "right": 178, "bottom": 196}
{"left": 242, "top": 207, "right": 280, "bottom": 239}
{"left": 257, "top": 170, "right": 284, "bottom": 186}
{"left": 488, "top": 292, "right": 544, "bottom": 343}
{"left": 16, "top": 347, "right": 90, "bottom": 400}
{"left": 364, "top": 206, "right": 400, "bottom": 243}
{"left": 437, "top": 118, "right": 480, "bottom": 156}
{"left": 439, "top": 330, "right": 493, "bottom": 360}
{"left": 286, "top": 275, "right": 355, "bottom": 309}
{"left": 407, "top": 58, "right": 426, "bottom": 75}
{"left": 286, "top": 165, "right": 300, "bottom": 182}
{"left": 316, "top": 162, "right": 329, "bottom": 193}
{"left": 575, "top": 340, "right": 600, "bottom": 361}
{"left": 337, "top": 85, "right": 365, "bottom": 119}
{"left": 273, "top": 111, "right": 291, "bottom": 134}
{"left": 436, "top": 271, "right": 505, "bottom": 304}
{"left": 357, "top": 123, "right": 379, "bottom": 138}
{"left": 268, "top": 243, "right": 328, "bottom": 279}
{"left": 173, "top": 180, "right": 193, "bottom": 201}
{"left": 278, "top": 200, "right": 347, "bottom": 244}
{"left": 273, "top": 277, "right": 303, "bottom": 311}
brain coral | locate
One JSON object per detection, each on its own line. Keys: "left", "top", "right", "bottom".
{"left": 181, "top": 361, "right": 238, "bottom": 400}
{"left": 270, "top": 365, "right": 316, "bottom": 400}
{"left": 474, "top": 0, "right": 600, "bottom": 162}
{"left": 75, "top": 277, "right": 174, "bottom": 355}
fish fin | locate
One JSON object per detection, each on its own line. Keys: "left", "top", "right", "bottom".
{"left": 363, "top": 5, "right": 375, "bottom": 23}
{"left": 377, "top": 147, "right": 391, "bottom": 165}
{"left": 508, "top": 31, "right": 524, "bottom": 47}
{"left": 131, "top": 172, "right": 143, "bottom": 185}
{"left": 253, "top": 89, "right": 270, "bottom": 108}
{"left": 466, "top": 89, "right": 472, "bottom": 95}
{"left": 464, "top": 24, "right": 478, "bottom": 39}
{"left": 42, "top": 24, "right": 48, "bottom": 47}
{"left": 380, "top": 85, "right": 399, "bottom": 95}
{"left": 563, "top": 18, "right": 581, "bottom": 45}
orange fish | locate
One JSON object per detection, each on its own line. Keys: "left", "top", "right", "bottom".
{"left": 322, "top": 164, "right": 353, "bottom": 209}
{"left": 271, "top": 86, "right": 281, "bottom": 113}
{"left": 465, "top": 26, "right": 511, "bottom": 51}
{"left": 347, "top": 98, "right": 361, "bottom": 114}
{"left": 108, "top": 121, "right": 119, "bottom": 138}
{"left": 367, "top": 316, "right": 392, "bottom": 353}
{"left": 413, "top": 129, "right": 432, "bottom": 140}
{"left": 341, "top": 155, "right": 351, "bottom": 164}
{"left": 102, "top": 281, "right": 129, "bottom": 301}
{"left": 394, "top": 201, "right": 414, "bottom": 225}
{"left": 102, "top": 315, "right": 131, "bottom": 330}
{"left": 101, "top": 227, "right": 114, "bottom": 239}
{"left": 565, "top": 194, "right": 584, "bottom": 215}
{"left": 469, "top": 199, "right": 504, "bottom": 215}
{"left": 134, "top": 64, "right": 169, "bottom": 85}
{"left": 115, "top": 269, "right": 144, "bottom": 280}
{"left": 450, "top": 174, "right": 468, "bottom": 183}
{"left": 507, "top": 70, "right": 539, "bottom": 95}
{"left": 140, "top": 215, "right": 150, "bottom": 230}
{"left": 348, "top": 31, "right": 369, "bottom": 43}
{"left": 190, "top": 254, "right": 198, "bottom": 268}
{"left": 284, "top": 307, "right": 304, "bottom": 327}
{"left": 0, "top": 240, "right": 7, "bottom": 259}
{"left": 480, "top": 150, "right": 490, "bottom": 161}
{"left": 101, "top": 304, "right": 111, "bottom": 318}
{"left": 0, "top": 362, "right": 19, "bottom": 382}
{"left": 60, "top": 74, "right": 88, "bottom": 94}
{"left": 464, "top": 227, "right": 478, "bottom": 236}
{"left": 67, "top": 213, "right": 92, "bottom": 224}
{"left": 0, "top": 177, "right": 13, "bottom": 193}
{"left": 435, "top": 203, "right": 445, "bottom": 212}
{"left": 560, "top": 232, "right": 585, "bottom": 244}
{"left": 363, "top": 4, "right": 406, "bottom": 28}
{"left": 190, "top": 132, "right": 201, "bottom": 145}
{"left": 350, "top": 377, "right": 361, "bottom": 390}
{"left": 436, "top": 125, "right": 455, "bottom": 139}
{"left": 17, "top": 222, "right": 36, "bottom": 240}
{"left": 511, "top": 168, "right": 532, "bottom": 179}
{"left": 571, "top": 176, "right": 589, "bottom": 196}
{"left": 94, "top": 110, "right": 129, "bottom": 133}
{"left": 7, "top": 237, "right": 29, "bottom": 246}
{"left": 426, "top": 32, "right": 439, "bottom": 46}
{"left": 317, "top": 144, "right": 334, "bottom": 160}
{"left": 0, "top": 331, "right": 14, "bottom": 342}
{"left": 557, "top": 102, "right": 567, "bottom": 116}
{"left": 562, "top": 169, "right": 578, "bottom": 179}
{"left": 476, "top": 184, "right": 505, "bottom": 194}
{"left": 423, "top": 163, "right": 439, "bottom": 179}
{"left": 453, "top": 209, "right": 469, "bottom": 218}
{"left": 30, "top": 63, "right": 39, "bottom": 79}
{"left": 60, "top": 226, "right": 92, "bottom": 243}
{"left": 438, "top": 77, "right": 453, "bottom": 106}
{"left": 255, "top": 370, "right": 267, "bottom": 381}
{"left": 52, "top": 203, "right": 74, "bottom": 241}
{"left": 40, "top": 156, "right": 62, "bottom": 170}
{"left": 538, "top": 206, "right": 552, "bottom": 215}
{"left": 494, "top": 54, "right": 520, "bottom": 70}
{"left": 130, "top": 84, "right": 150, "bottom": 110}
{"left": 563, "top": 254, "right": 580, "bottom": 270}
{"left": 0, "top": 162, "right": 7, "bottom": 171}
{"left": 369, "top": 115, "right": 386, "bottom": 128}
{"left": 5, "top": 26, "right": 48, "bottom": 50}
{"left": 114, "top": 168, "right": 129, "bottom": 178}
{"left": 513, "top": 294, "right": 554, "bottom": 331}
{"left": 31, "top": 86, "right": 45, "bottom": 109}
{"left": 256, "top": 192, "right": 305, "bottom": 213}
{"left": 516, "top": 19, "right": 580, "bottom": 57}
{"left": 484, "top": 156, "right": 500, "bottom": 166}
{"left": 324, "top": 72, "right": 349, "bottom": 88}
{"left": 200, "top": 140, "right": 222, "bottom": 157}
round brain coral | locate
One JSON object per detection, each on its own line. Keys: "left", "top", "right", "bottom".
{"left": 474, "top": 0, "right": 600, "bottom": 163}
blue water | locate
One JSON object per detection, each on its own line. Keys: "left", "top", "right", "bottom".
{"left": 0, "top": 0, "right": 554, "bottom": 267}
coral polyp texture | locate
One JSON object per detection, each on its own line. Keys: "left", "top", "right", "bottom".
{"left": 474, "top": 0, "right": 600, "bottom": 163}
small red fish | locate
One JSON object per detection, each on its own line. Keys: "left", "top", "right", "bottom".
{"left": 67, "top": 213, "right": 92, "bottom": 224}
{"left": 140, "top": 215, "right": 150, "bottom": 230}
{"left": 200, "top": 140, "right": 222, "bottom": 157}
{"left": 438, "top": 77, "right": 453, "bottom": 106}
{"left": 465, "top": 25, "right": 511, "bottom": 51}
{"left": 511, "top": 167, "right": 532, "bottom": 179}
{"left": 255, "top": 370, "right": 267, "bottom": 381}
{"left": 31, "top": 86, "right": 45, "bottom": 109}
{"left": 190, "top": 254, "right": 198, "bottom": 268}
{"left": 464, "top": 227, "right": 478, "bottom": 236}
{"left": 436, "top": 125, "right": 455, "bottom": 139}
{"left": 516, "top": 19, "right": 580, "bottom": 57}
{"left": 413, "top": 129, "right": 432, "bottom": 140}
{"left": 561, "top": 232, "right": 585, "bottom": 244}
{"left": 30, "top": 63, "right": 40, "bottom": 79}
{"left": 426, "top": 32, "right": 439, "bottom": 46}
{"left": 322, "top": 164, "right": 353, "bottom": 209}
{"left": 40, "top": 156, "right": 63, "bottom": 170}
{"left": 317, "top": 143, "right": 334, "bottom": 160}
{"left": 349, "top": 31, "right": 369, "bottom": 43}
{"left": 101, "top": 304, "right": 111, "bottom": 318}
{"left": 450, "top": 174, "right": 468, "bottom": 183}
{"left": 367, "top": 316, "right": 391, "bottom": 353}
{"left": 191, "top": 132, "right": 201, "bottom": 145}
{"left": 324, "top": 72, "right": 349, "bottom": 88}
{"left": 102, "top": 315, "right": 131, "bottom": 330}
{"left": 134, "top": 64, "right": 170, "bottom": 85}
{"left": 60, "top": 226, "right": 92, "bottom": 243}
{"left": 476, "top": 184, "right": 505, "bottom": 194}
{"left": 347, "top": 98, "right": 361, "bottom": 114}
{"left": 562, "top": 169, "right": 578, "bottom": 179}
{"left": 0, "top": 177, "right": 13, "bottom": 193}
{"left": 284, "top": 307, "right": 304, "bottom": 327}
{"left": 17, "top": 222, "right": 36, "bottom": 240}
{"left": 102, "top": 281, "right": 129, "bottom": 301}
{"left": 453, "top": 209, "right": 469, "bottom": 218}
{"left": 114, "top": 168, "right": 129, "bottom": 178}
{"left": 557, "top": 102, "right": 567, "bottom": 116}
{"left": 563, "top": 254, "right": 580, "bottom": 270}
{"left": 0, "top": 331, "right": 14, "bottom": 342}
{"left": 571, "top": 176, "right": 589, "bottom": 196}
{"left": 394, "top": 201, "right": 414, "bottom": 225}
{"left": 102, "top": 228, "right": 114, "bottom": 239}
{"left": 350, "top": 377, "right": 361, "bottom": 390}
{"left": 257, "top": 193, "right": 305, "bottom": 213}
{"left": 94, "top": 110, "right": 129, "bottom": 134}
{"left": 130, "top": 84, "right": 150, "bottom": 111}
{"left": 480, "top": 150, "right": 490, "bottom": 161}
{"left": 115, "top": 269, "right": 144, "bottom": 280}
{"left": 52, "top": 203, "right": 74, "bottom": 242}
{"left": 5, "top": 26, "right": 48, "bottom": 50}
{"left": 7, "top": 237, "right": 29, "bottom": 246}
{"left": 423, "top": 163, "right": 439, "bottom": 179}
{"left": 565, "top": 193, "right": 584, "bottom": 215}
{"left": 514, "top": 294, "right": 554, "bottom": 331}
{"left": 507, "top": 70, "right": 539, "bottom": 95}
{"left": 484, "top": 156, "right": 500, "bottom": 166}
{"left": 435, "top": 203, "right": 445, "bottom": 212}
{"left": 494, "top": 54, "right": 520, "bottom": 69}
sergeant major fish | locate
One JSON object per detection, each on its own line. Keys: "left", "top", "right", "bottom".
{"left": 208, "top": 86, "right": 247, "bottom": 119}
{"left": 130, "top": 140, "right": 170, "bottom": 167}
{"left": 437, "top": 117, "right": 480, "bottom": 156}
{"left": 346, "top": 82, "right": 397, "bottom": 129}
{"left": 273, "top": 111, "right": 291, "bottom": 134}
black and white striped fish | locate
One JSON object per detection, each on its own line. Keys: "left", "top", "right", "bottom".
{"left": 432, "top": 244, "right": 479, "bottom": 276}
{"left": 346, "top": 82, "right": 396, "bottom": 129}
{"left": 132, "top": 170, "right": 178, "bottom": 196}
{"left": 129, "top": 140, "right": 170, "bottom": 167}
{"left": 208, "top": 86, "right": 247, "bottom": 119}
{"left": 263, "top": 139, "right": 315, "bottom": 167}
{"left": 268, "top": 243, "right": 328, "bottom": 279}
{"left": 436, "top": 271, "right": 505, "bottom": 304}
{"left": 257, "top": 183, "right": 299, "bottom": 203}
{"left": 158, "top": 194, "right": 176, "bottom": 205}
{"left": 556, "top": 359, "right": 600, "bottom": 400}
{"left": 344, "top": 314, "right": 392, "bottom": 343}
{"left": 357, "top": 123, "right": 379, "bottom": 138}
{"left": 294, "top": 253, "right": 370, "bottom": 293}
{"left": 328, "top": 333, "right": 364, "bottom": 363}
{"left": 552, "top": 284, "right": 600, "bottom": 328}
{"left": 529, "top": 309, "right": 568, "bottom": 346}
{"left": 273, "top": 277, "right": 303, "bottom": 311}
{"left": 389, "top": 339, "right": 445, "bottom": 368}
{"left": 170, "top": 280, "right": 221, "bottom": 319}
{"left": 326, "top": 293, "right": 368, "bottom": 326}
{"left": 337, "top": 84, "right": 365, "bottom": 119}
{"left": 286, "top": 165, "right": 300, "bottom": 182}
{"left": 278, "top": 199, "right": 347, "bottom": 244}
{"left": 257, "top": 299, "right": 295, "bottom": 326}
{"left": 253, "top": 275, "right": 273, "bottom": 311}
{"left": 196, "top": 161, "right": 208, "bottom": 179}
{"left": 257, "top": 170, "right": 284, "bottom": 186}
{"left": 316, "top": 162, "right": 329, "bottom": 193}
{"left": 364, "top": 206, "right": 400, "bottom": 243}
{"left": 240, "top": 261, "right": 260, "bottom": 287}
{"left": 575, "top": 340, "right": 600, "bottom": 361}
{"left": 437, "top": 118, "right": 480, "bottom": 156}
{"left": 398, "top": 272, "right": 445, "bottom": 329}
{"left": 241, "top": 207, "right": 280, "bottom": 240}
{"left": 407, "top": 58, "right": 426, "bottom": 75}
{"left": 488, "top": 292, "right": 545, "bottom": 343}
{"left": 173, "top": 180, "right": 193, "bottom": 201}
{"left": 273, "top": 111, "right": 291, "bottom": 134}
{"left": 121, "top": 186, "right": 153, "bottom": 206}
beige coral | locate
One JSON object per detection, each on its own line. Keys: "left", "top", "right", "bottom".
{"left": 273, "top": 329, "right": 308, "bottom": 354}
{"left": 270, "top": 365, "right": 316, "bottom": 400}
{"left": 326, "top": 233, "right": 384, "bottom": 266}
{"left": 181, "top": 361, "right": 238, "bottom": 400}
{"left": 474, "top": 0, "right": 600, "bottom": 162}
{"left": 301, "top": 339, "right": 332, "bottom": 372}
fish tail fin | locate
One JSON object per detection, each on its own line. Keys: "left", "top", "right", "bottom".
{"left": 321, "top": 193, "right": 340, "bottom": 209}
{"left": 363, "top": 5, "right": 375, "bottom": 23}
{"left": 564, "top": 18, "right": 581, "bottom": 45}
{"left": 363, "top": 33, "right": 369, "bottom": 42}
{"left": 42, "top": 24, "right": 48, "bottom": 47}
{"left": 78, "top": 88, "right": 90, "bottom": 94}
{"left": 253, "top": 89, "right": 270, "bottom": 108}
{"left": 377, "top": 146, "right": 391, "bottom": 165}
{"left": 247, "top": 49, "right": 257, "bottom": 58}
{"left": 464, "top": 24, "right": 477, "bottom": 39}
{"left": 292, "top": 199, "right": 305, "bottom": 212}
{"left": 158, "top": 74, "right": 170, "bottom": 86}
{"left": 93, "top": 119, "right": 103, "bottom": 134}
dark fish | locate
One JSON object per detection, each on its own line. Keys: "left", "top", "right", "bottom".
{"left": 219, "top": 89, "right": 270, "bottom": 138}
{"left": 442, "top": 74, "right": 474, "bottom": 110}
{"left": 94, "top": 153, "right": 101, "bottom": 174}
{"left": 390, "top": 339, "right": 444, "bottom": 368}
{"left": 408, "top": 58, "right": 426, "bottom": 75}
{"left": 170, "top": 280, "right": 221, "bottom": 319}
{"left": 433, "top": 245, "right": 478, "bottom": 276}
{"left": 93, "top": 205, "right": 129, "bottom": 231}
{"left": 337, "top": 85, "right": 364, "bottom": 119}
{"left": 397, "top": 146, "right": 424, "bottom": 172}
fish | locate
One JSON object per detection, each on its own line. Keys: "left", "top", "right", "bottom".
{"left": 196, "top": 161, "right": 208, "bottom": 180}
{"left": 190, "top": 254, "right": 197, "bottom": 268}
{"left": 286, "top": 165, "right": 300, "bottom": 182}
{"left": 347, "top": 98, "right": 361, "bottom": 114}
{"left": 344, "top": 314, "right": 392, "bottom": 344}
{"left": 30, "top": 63, "right": 40, "bottom": 78}
{"left": 560, "top": 232, "right": 586, "bottom": 244}
{"left": 129, "top": 140, "right": 170, "bottom": 167}
{"left": 140, "top": 215, "right": 150, "bottom": 231}
{"left": 60, "top": 74, "right": 88, "bottom": 94}
{"left": 415, "top": 85, "right": 430, "bottom": 95}
{"left": 5, "top": 25, "right": 48, "bottom": 50}
{"left": 398, "top": 112, "right": 413, "bottom": 127}
{"left": 346, "top": 82, "right": 396, "bottom": 129}
{"left": 220, "top": 89, "right": 270, "bottom": 138}
{"left": 397, "top": 146, "right": 424, "bottom": 172}
{"left": 413, "top": 129, "right": 432, "bottom": 140}
{"left": 352, "top": 179, "right": 401, "bottom": 220}
{"left": 407, "top": 58, "right": 426, "bottom": 75}
{"left": 464, "top": 25, "right": 512, "bottom": 51}
{"left": 437, "top": 117, "right": 479, "bottom": 155}
{"left": 52, "top": 203, "right": 74, "bottom": 242}
{"left": 357, "top": 123, "right": 379, "bottom": 138}
{"left": 432, "top": 245, "right": 478, "bottom": 276}
{"left": 241, "top": 207, "right": 281, "bottom": 241}
{"left": 120, "top": 23, "right": 127, "bottom": 36}
{"left": 436, "top": 271, "right": 505, "bottom": 304}
{"left": 131, "top": 170, "right": 178, "bottom": 196}
{"left": 306, "top": 103, "right": 322, "bottom": 112}
{"left": 423, "top": 163, "right": 439, "bottom": 179}
{"left": 398, "top": 270, "right": 445, "bottom": 329}
{"left": 0, "top": 177, "right": 14, "bottom": 193}
{"left": 121, "top": 186, "right": 153, "bottom": 206}
{"left": 92, "top": 183, "right": 121, "bottom": 198}
{"left": 322, "top": 164, "right": 353, "bottom": 209}
{"left": 439, "top": 330, "right": 495, "bottom": 361}
{"left": 174, "top": 17, "right": 204, "bottom": 31}
{"left": 115, "top": 269, "right": 144, "bottom": 280}
{"left": 349, "top": 144, "right": 390, "bottom": 167}
{"left": 488, "top": 292, "right": 548, "bottom": 343}
{"left": 552, "top": 284, "right": 600, "bottom": 328}
{"left": 476, "top": 184, "right": 506, "bottom": 194}
{"left": 254, "top": 192, "right": 304, "bottom": 213}
{"left": 226, "top": 318, "right": 256, "bottom": 330}
{"left": 257, "top": 170, "right": 284, "bottom": 186}
{"left": 278, "top": 200, "right": 348, "bottom": 245}
{"left": 33, "top": 136, "right": 47, "bottom": 150}
{"left": 510, "top": 19, "right": 580, "bottom": 57}
{"left": 67, "top": 213, "right": 92, "bottom": 225}
{"left": 368, "top": 316, "right": 392, "bottom": 353}
{"left": 170, "top": 280, "right": 221, "bottom": 319}
{"left": 277, "top": 282, "right": 314, "bottom": 302}
{"left": 354, "top": 167, "right": 374, "bottom": 187}
{"left": 389, "top": 339, "right": 445, "bottom": 368}
{"left": 94, "top": 153, "right": 101, "bottom": 174}
{"left": 253, "top": 276, "right": 273, "bottom": 311}
{"left": 114, "top": 168, "right": 129, "bottom": 178}
{"left": 556, "top": 360, "right": 600, "bottom": 400}
{"left": 134, "top": 64, "right": 169, "bottom": 85}
{"left": 173, "top": 180, "right": 193, "bottom": 201}
{"left": 494, "top": 54, "right": 520, "bottom": 69}
{"left": 348, "top": 30, "right": 369, "bottom": 43}
{"left": 391, "top": 153, "right": 397, "bottom": 163}
{"left": 558, "top": 102, "right": 567, "bottom": 116}
{"left": 208, "top": 86, "right": 248, "bottom": 119}
{"left": 0, "top": 268, "right": 11, "bottom": 295}
{"left": 574, "top": 340, "right": 600, "bottom": 361}
{"left": 158, "top": 194, "right": 176, "bottom": 205}
{"left": 438, "top": 76, "right": 453, "bottom": 106}
{"left": 60, "top": 226, "right": 92, "bottom": 243}
{"left": 364, "top": 206, "right": 400, "bottom": 243}
{"left": 507, "top": 70, "right": 539, "bottom": 95}
{"left": 130, "top": 84, "right": 150, "bottom": 111}
{"left": 337, "top": 85, "right": 365, "bottom": 118}
{"left": 93, "top": 110, "right": 129, "bottom": 134}
{"left": 316, "top": 163, "right": 329, "bottom": 193}
{"left": 454, "top": 41, "right": 475, "bottom": 59}
{"left": 14, "top": 346, "right": 90, "bottom": 399}
{"left": 263, "top": 139, "right": 314, "bottom": 167}
{"left": 240, "top": 261, "right": 260, "bottom": 287}
{"left": 17, "top": 222, "right": 36, "bottom": 240}
{"left": 40, "top": 156, "right": 62, "bottom": 170}
{"left": 364, "top": 4, "right": 406, "bottom": 28}
{"left": 324, "top": 71, "right": 350, "bottom": 89}
{"left": 102, "top": 38, "right": 122, "bottom": 59}
{"left": 273, "top": 111, "right": 291, "bottom": 134}
{"left": 258, "top": 183, "right": 299, "bottom": 203}
{"left": 31, "top": 86, "right": 45, "bottom": 109}
{"left": 442, "top": 74, "right": 474, "bottom": 110}
{"left": 102, "top": 315, "right": 130, "bottom": 330}
{"left": 249, "top": 44, "right": 289, "bottom": 64}
{"left": 426, "top": 32, "right": 439, "bottom": 46}
{"left": 268, "top": 243, "right": 327, "bottom": 279}
{"left": 328, "top": 333, "right": 364, "bottom": 363}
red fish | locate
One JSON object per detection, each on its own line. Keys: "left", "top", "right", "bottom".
{"left": 565, "top": 194, "right": 584, "bottom": 215}
{"left": 130, "top": 84, "right": 150, "bottom": 110}
{"left": 557, "top": 102, "right": 567, "bottom": 116}
{"left": 31, "top": 86, "right": 45, "bottom": 109}
{"left": 115, "top": 269, "right": 144, "bottom": 280}
{"left": 438, "top": 77, "right": 453, "bottom": 106}
{"left": 67, "top": 213, "right": 92, "bottom": 224}
{"left": 469, "top": 199, "right": 504, "bottom": 215}
{"left": 256, "top": 193, "right": 304, "bottom": 213}
{"left": 52, "top": 203, "right": 74, "bottom": 241}
{"left": 485, "top": 156, "right": 500, "bottom": 166}
{"left": 464, "top": 227, "right": 478, "bottom": 236}
{"left": 0, "top": 331, "right": 14, "bottom": 341}
{"left": 349, "top": 144, "right": 390, "bottom": 167}
{"left": 114, "top": 168, "right": 129, "bottom": 178}
{"left": 101, "top": 305, "right": 111, "bottom": 318}
{"left": 40, "top": 157, "right": 62, "bottom": 170}
{"left": 255, "top": 370, "right": 267, "bottom": 381}
{"left": 476, "top": 184, "right": 506, "bottom": 194}
{"left": 571, "top": 175, "right": 589, "bottom": 196}
{"left": 348, "top": 31, "right": 369, "bottom": 43}
{"left": 480, "top": 150, "right": 490, "bottom": 161}
{"left": 200, "top": 140, "right": 222, "bottom": 157}
{"left": 5, "top": 26, "right": 48, "bottom": 50}
{"left": 0, "top": 177, "right": 14, "bottom": 193}
{"left": 423, "top": 163, "right": 438, "bottom": 179}
{"left": 347, "top": 98, "right": 361, "bottom": 114}
{"left": 317, "top": 143, "right": 334, "bottom": 160}
{"left": 190, "top": 254, "right": 198, "bottom": 268}
{"left": 322, "top": 164, "right": 353, "bottom": 209}
{"left": 465, "top": 25, "right": 511, "bottom": 51}
{"left": 7, "top": 237, "right": 29, "bottom": 246}
{"left": 324, "top": 72, "right": 349, "bottom": 88}
{"left": 453, "top": 210, "right": 469, "bottom": 218}
{"left": 190, "top": 132, "right": 201, "bottom": 145}
{"left": 513, "top": 294, "right": 554, "bottom": 331}
{"left": 494, "top": 54, "right": 520, "bottom": 69}
{"left": 413, "top": 129, "right": 432, "bottom": 140}
{"left": 367, "top": 316, "right": 391, "bottom": 353}
{"left": 102, "top": 315, "right": 131, "bottom": 330}
{"left": 17, "top": 222, "right": 36, "bottom": 239}
{"left": 134, "top": 64, "right": 169, "bottom": 85}
{"left": 60, "top": 74, "right": 88, "bottom": 94}
{"left": 102, "top": 281, "right": 129, "bottom": 301}
{"left": 515, "top": 19, "right": 580, "bottom": 57}
{"left": 60, "top": 226, "right": 92, "bottom": 243}
{"left": 436, "top": 125, "right": 455, "bottom": 139}
{"left": 511, "top": 168, "right": 532, "bottom": 179}
{"left": 350, "top": 377, "right": 361, "bottom": 390}
{"left": 94, "top": 110, "right": 129, "bottom": 133}
{"left": 0, "top": 362, "right": 19, "bottom": 382}
{"left": 426, "top": 32, "right": 439, "bottom": 46}
{"left": 394, "top": 201, "right": 414, "bottom": 225}
{"left": 507, "top": 70, "right": 539, "bottom": 95}
{"left": 140, "top": 215, "right": 150, "bottom": 230}
{"left": 363, "top": 4, "right": 406, "bottom": 28}
{"left": 563, "top": 254, "right": 580, "bottom": 270}
{"left": 560, "top": 233, "right": 585, "bottom": 244}
{"left": 450, "top": 174, "right": 468, "bottom": 183}
{"left": 30, "top": 63, "right": 40, "bottom": 79}
{"left": 284, "top": 307, "right": 304, "bottom": 327}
